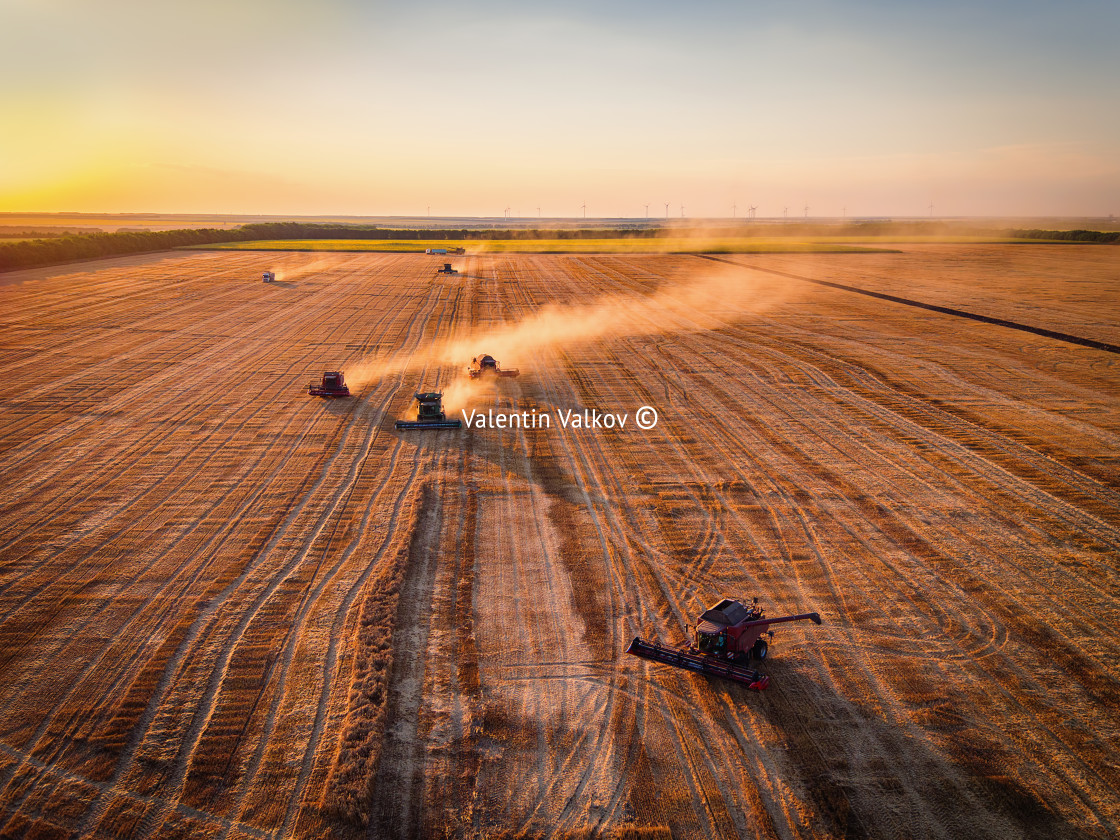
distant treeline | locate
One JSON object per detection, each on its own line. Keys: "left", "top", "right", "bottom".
{"left": 0, "top": 229, "right": 94, "bottom": 238}
{"left": 0, "top": 227, "right": 260, "bottom": 272}
{"left": 231, "top": 222, "right": 661, "bottom": 240}
{"left": 1007, "top": 228, "right": 1119, "bottom": 243}
{"left": 0, "top": 223, "right": 662, "bottom": 271}
{"left": 2, "top": 221, "right": 1117, "bottom": 272}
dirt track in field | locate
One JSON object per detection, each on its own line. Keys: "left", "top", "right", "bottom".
{"left": 1, "top": 246, "right": 1118, "bottom": 839}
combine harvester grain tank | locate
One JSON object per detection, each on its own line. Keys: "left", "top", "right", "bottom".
{"left": 627, "top": 598, "right": 821, "bottom": 690}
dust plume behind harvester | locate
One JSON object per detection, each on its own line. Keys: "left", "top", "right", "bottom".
{"left": 343, "top": 260, "right": 797, "bottom": 396}
{"left": 307, "top": 371, "right": 351, "bottom": 398}
{"left": 395, "top": 391, "right": 462, "bottom": 430}
{"left": 467, "top": 354, "right": 520, "bottom": 379}
{"left": 627, "top": 598, "right": 821, "bottom": 690}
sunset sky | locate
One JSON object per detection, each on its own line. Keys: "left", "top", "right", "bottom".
{"left": 3, "top": 0, "right": 1117, "bottom": 218}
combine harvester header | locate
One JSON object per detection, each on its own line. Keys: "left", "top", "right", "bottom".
{"left": 627, "top": 598, "right": 821, "bottom": 690}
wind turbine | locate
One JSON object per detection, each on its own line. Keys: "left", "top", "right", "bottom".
{"left": 783, "top": 207, "right": 788, "bottom": 219}
{"left": 680, "top": 204, "right": 685, "bottom": 218}
{"left": 644, "top": 203, "right": 650, "bottom": 218}
{"left": 665, "top": 202, "right": 670, "bottom": 219}
{"left": 581, "top": 202, "right": 587, "bottom": 218}
{"left": 804, "top": 205, "right": 809, "bottom": 219}
{"left": 749, "top": 205, "right": 758, "bottom": 220}
{"left": 732, "top": 202, "right": 737, "bottom": 218}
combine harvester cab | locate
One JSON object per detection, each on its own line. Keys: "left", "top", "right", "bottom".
{"left": 262, "top": 271, "right": 274, "bottom": 283}
{"left": 308, "top": 371, "right": 350, "bottom": 398}
{"left": 395, "top": 392, "right": 462, "bottom": 430}
{"left": 467, "top": 354, "right": 520, "bottom": 379}
{"left": 626, "top": 598, "right": 821, "bottom": 690}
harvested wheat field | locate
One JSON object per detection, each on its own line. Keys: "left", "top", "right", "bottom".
{"left": 1, "top": 245, "right": 1119, "bottom": 839}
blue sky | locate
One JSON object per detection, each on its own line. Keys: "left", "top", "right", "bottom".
{"left": 2, "top": 0, "right": 1117, "bottom": 216}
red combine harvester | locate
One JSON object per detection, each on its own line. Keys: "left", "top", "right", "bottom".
{"left": 307, "top": 371, "right": 350, "bottom": 397}
{"left": 395, "top": 392, "right": 462, "bottom": 430}
{"left": 468, "top": 354, "right": 520, "bottom": 379}
{"left": 626, "top": 598, "right": 821, "bottom": 690}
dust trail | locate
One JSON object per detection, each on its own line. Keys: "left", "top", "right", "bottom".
{"left": 346, "top": 262, "right": 800, "bottom": 392}
{"left": 440, "top": 375, "right": 497, "bottom": 415}
{"left": 266, "top": 255, "right": 338, "bottom": 283}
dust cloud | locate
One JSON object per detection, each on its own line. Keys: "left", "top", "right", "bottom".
{"left": 439, "top": 375, "right": 497, "bottom": 414}
{"left": 267, "top": 256, "right": 336, "bottom": 284}
{"left": 346, "top": 262, "right": 799, "bottom": 394}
